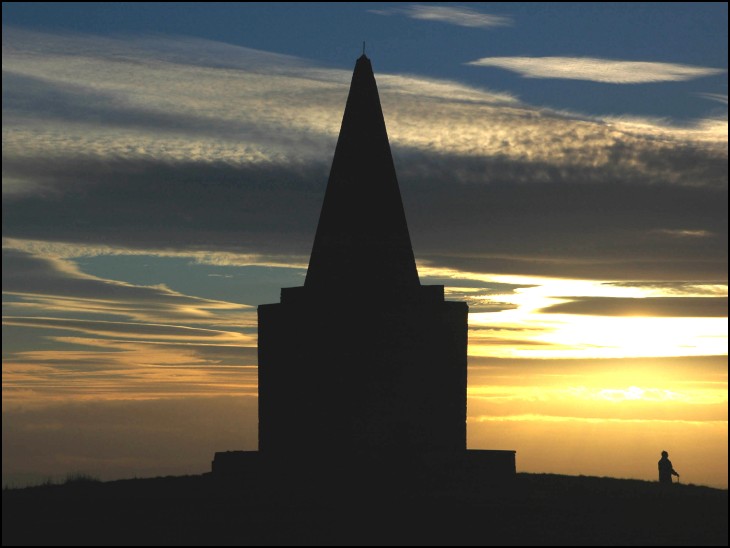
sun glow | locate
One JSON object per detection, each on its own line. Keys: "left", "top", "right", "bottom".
{"left": 462, "top": 274, "right": 728, "bottom": 359}
{"left": 528, "top": 315, "right": 727, "bottom": 358}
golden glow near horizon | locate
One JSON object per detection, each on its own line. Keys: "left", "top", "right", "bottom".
{"left": 462, "top": 275, "right": 726, "bottom": 417}
{"left": 2, "top": 256, "right": 728, "bottom": 488}
{"left": 444, "top": 271, "right": 729, "bottom": 487}
{"left": 435, "top": 271, "right": 729, "bottom": 359}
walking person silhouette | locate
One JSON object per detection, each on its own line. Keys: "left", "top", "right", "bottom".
{"left": 658, "top": 451, "right": 680, "bottom": 484}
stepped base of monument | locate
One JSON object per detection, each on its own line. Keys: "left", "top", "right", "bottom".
{"left": 211, "top": 449, "right": 516, "bottom": 490}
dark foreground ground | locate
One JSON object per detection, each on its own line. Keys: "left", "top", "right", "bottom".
{"left": 3, "top": 472, "right": 727, "bottom": 546}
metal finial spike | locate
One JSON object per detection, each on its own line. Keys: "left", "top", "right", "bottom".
{"left": 362, "top": 41, "right": 366, "bottom": 56}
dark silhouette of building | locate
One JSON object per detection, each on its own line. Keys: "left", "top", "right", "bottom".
{"left": 260, "top": 55, "right": 467, "bottom": 456}
{"left": 214, "top": 55, "right": 514, "bottom": 480}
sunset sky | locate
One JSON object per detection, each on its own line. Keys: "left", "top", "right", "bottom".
{"left": 2, "top": 3, "right": 727, "bottom": 488}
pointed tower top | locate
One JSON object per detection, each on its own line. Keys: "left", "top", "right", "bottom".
{"left": 304, "top": 56, "right": 420, "bottom": 294}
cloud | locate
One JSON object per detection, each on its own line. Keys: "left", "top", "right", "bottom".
{"left": 2, "top": 330, "right": 258, "bottom": 405}
{"left": 1, "top": 29, "right": 727, "bottom": 282}
{"left": 2, "top": 317, "right": 254, "bottom": 344}
{"left": 3, "top": 154, "right": 726, "bottom": 281}
{"left": 1, "top": 248, "right": 254, "bottom": 325}
{"left": 650, "top": 228, "right": 715, "bottom": 239}
{"left": 1, "top": 245, "right": 259, "bottom": 404}
{"left": 407, "top": 179, "right": 727, "bottom": 280}
{"left": 698, "top": 93, "right": 729, "bottom": 105}
{"left": 1, "top": 246, "right": 258, "bottom": 400}
{"left": 2, "top": 238, "right": 309, "bottom": 270}
{"left": 605, "top": 282, "right": 728, "bottom": 296}
{"left": 540, "top": 296, "right": 728, "bottom": 317}
{"left": 370, "top": 4, "right": 512, "bottom": 28}
{"left": 466, "top": 56, "right": 726, "bottom": 84}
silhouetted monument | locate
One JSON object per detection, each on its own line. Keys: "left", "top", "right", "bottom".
{"left": 213, "top": 55, "right": 514, "bottom": 481}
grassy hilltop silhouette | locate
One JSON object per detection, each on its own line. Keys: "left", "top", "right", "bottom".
{"left": 3, "top": 472, "right": 727, "bottom": 545}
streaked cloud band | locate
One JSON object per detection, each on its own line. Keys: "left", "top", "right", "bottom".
{"left": 370, "top": 4, "right": 511, "bottom": 28}
{"left": 467, "top": 56, "right": 726, "bottom": 83}
{"left": 2, "top": 29, "right": 727, "bottom": 282}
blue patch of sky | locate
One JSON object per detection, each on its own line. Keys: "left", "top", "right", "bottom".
{"left": 75, "top": 255, "right": 306, "bottom": 306}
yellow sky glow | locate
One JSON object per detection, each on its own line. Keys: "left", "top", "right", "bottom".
{"left": 2, "top": 257, "right": 727, "bottom": 487}
{"left": 456, "top": 273, "right": 729, "bottom": 359}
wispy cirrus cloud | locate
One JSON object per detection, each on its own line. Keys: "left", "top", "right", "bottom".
{"left": 466, "top": 56, "right": 726, "bottom": 84}
{"left": 650, "top": 228, "right": 716, "bottom": 239}
{"left": 370, "top": 4, "right": 512, "bottom": 28}
{"left": 606, "top": 281, "right": 728, "bottom": 297}
{"left": 1, "top": 246, "right": 260, "bottom": 396}
{"left": 2, "top": 317, "right": 254, "bottom": 345}
{"left": 2, "top": 248, "right": 254, "bottom": 325}
{"left": 698, "top": 92, "right": 729, "bottom": 105}
{"left": 2, "top": 29, "right": 727, "bottom": 282}
{"left": 2, "top": 245, "right": 258, "bottom": 406}
{"left": 539, "top": 296, "right": 729, "bottom": 317}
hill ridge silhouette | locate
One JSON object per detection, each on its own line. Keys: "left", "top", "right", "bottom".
{"left": 4, "top": 472, "right": 727, "bottom": 545}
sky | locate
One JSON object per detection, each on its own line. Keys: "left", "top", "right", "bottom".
{"left": 2, "top": 3, "right": 727, "bottom": 488}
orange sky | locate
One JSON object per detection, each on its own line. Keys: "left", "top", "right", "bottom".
{"left": 3, "top": 277, "right": 727, "bottom": 488}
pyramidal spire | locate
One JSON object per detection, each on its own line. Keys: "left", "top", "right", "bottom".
{"left": 305, "top": 55, "right": 420, "bottom": 292}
